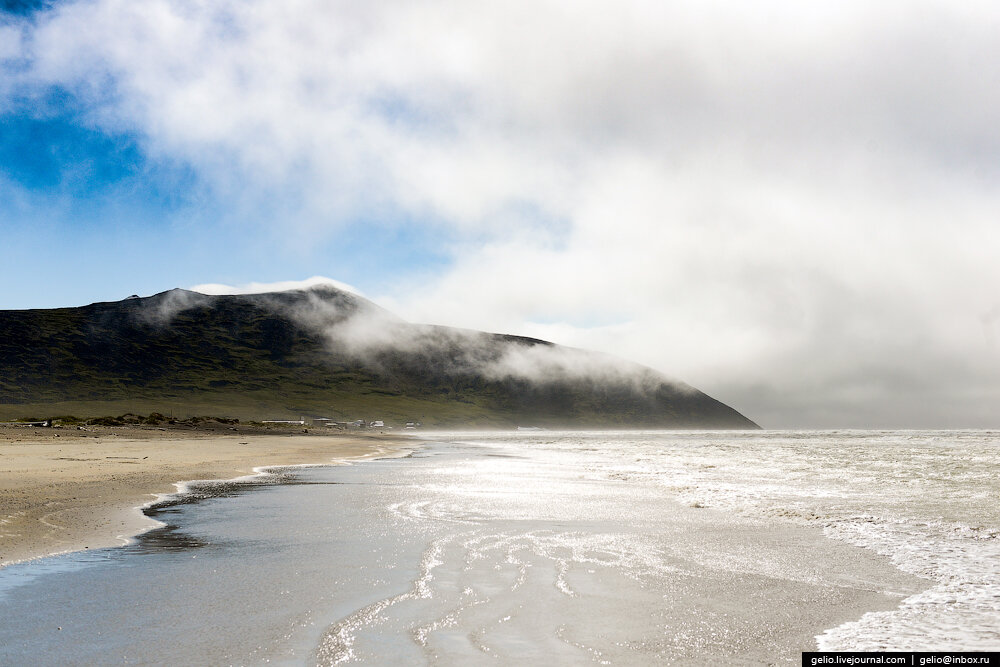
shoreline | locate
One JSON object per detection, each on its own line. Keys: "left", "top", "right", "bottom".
{"left": 0, "top": 425, "right": 415, "bottom": 568}
{"left": 0, "top": 428, "right": 935, "bottom": 660}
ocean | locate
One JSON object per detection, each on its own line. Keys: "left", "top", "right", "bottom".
{"left": 0, "top": 430, "right": 997, "bottom": 664}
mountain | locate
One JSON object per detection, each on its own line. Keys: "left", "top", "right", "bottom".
{"left": 0, "top": 286, "right": 759, "bottom": 428}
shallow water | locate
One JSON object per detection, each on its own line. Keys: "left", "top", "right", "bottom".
{"left": 0, "top": 430, "right": 995, "bottom": 664}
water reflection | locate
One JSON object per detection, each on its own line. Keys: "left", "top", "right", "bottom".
{"left": 126, "top": 522, "right": 212, "bottom": 555}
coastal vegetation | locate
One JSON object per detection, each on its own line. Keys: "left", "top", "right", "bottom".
{"left": 0, "top": 287, "right": 757, "bottom": 429}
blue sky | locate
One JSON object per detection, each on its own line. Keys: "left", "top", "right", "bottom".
{"left": 2, "top": 1, "right": 1000, "bottom": 427}
{"left": 0, "top": 47, "right": 453, "bottom": 309}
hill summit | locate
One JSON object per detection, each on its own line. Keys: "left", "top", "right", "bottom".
{"left": 0, "top": 286, "right": 758, "bottom": 428}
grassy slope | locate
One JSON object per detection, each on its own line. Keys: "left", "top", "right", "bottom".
{"left": 0, "top": 289, "right": 758, "bottom": 428}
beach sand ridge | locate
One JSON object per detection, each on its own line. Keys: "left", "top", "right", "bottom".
{"left": 0, "top": 424, "right": 413, "bottom": 567}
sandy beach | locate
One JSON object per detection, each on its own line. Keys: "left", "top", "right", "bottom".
{"left": 0, "top": 424, "right": 413, "bottom": 567}
{"left": 0, "top": 429, "right": 946, "bottom": 663}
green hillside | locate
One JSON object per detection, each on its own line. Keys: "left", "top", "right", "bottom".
{"left": 0, "top": 287, "right": 758, "bottom": 428}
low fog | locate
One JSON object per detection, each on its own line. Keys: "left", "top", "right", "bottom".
{"left": 182, "top": 280, "right": 695, "bottom": 397}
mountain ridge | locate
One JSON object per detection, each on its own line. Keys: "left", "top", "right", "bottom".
{"left": 0, "top": 286, "right": 759, "bottom": 429}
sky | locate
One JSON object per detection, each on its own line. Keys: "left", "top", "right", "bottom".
{"left": 2, "top": 0, "right": 999, "bottom": 429}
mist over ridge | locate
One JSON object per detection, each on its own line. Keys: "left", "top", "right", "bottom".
{"left": 0, "top": 284, "right": 757, "bottom": 429}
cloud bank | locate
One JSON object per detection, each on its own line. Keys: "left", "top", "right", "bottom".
{"left": 138, "top": 280, "right": 692, "bottom": 403}
{"left": 5, "top": 1, "right": 1000, "bottom": 427}
{"left": 191, "top": 277, "right": 364, "bottom": 298}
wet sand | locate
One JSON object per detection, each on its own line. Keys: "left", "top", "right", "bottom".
{"left": 0, "top": 429, "right": 934, "bottom": 663}
{"left": 0, "top": 425, "right": 412, "bottom": 567}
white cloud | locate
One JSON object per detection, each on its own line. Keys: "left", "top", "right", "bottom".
{"left": 190, "top": 276, "right": 363, "bottom": 297}
{"left": 7, "top": 0, "right": 1000, "bottom": 426}
{"left": 0, "top": 24, "right": 23, "bottom": 62}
